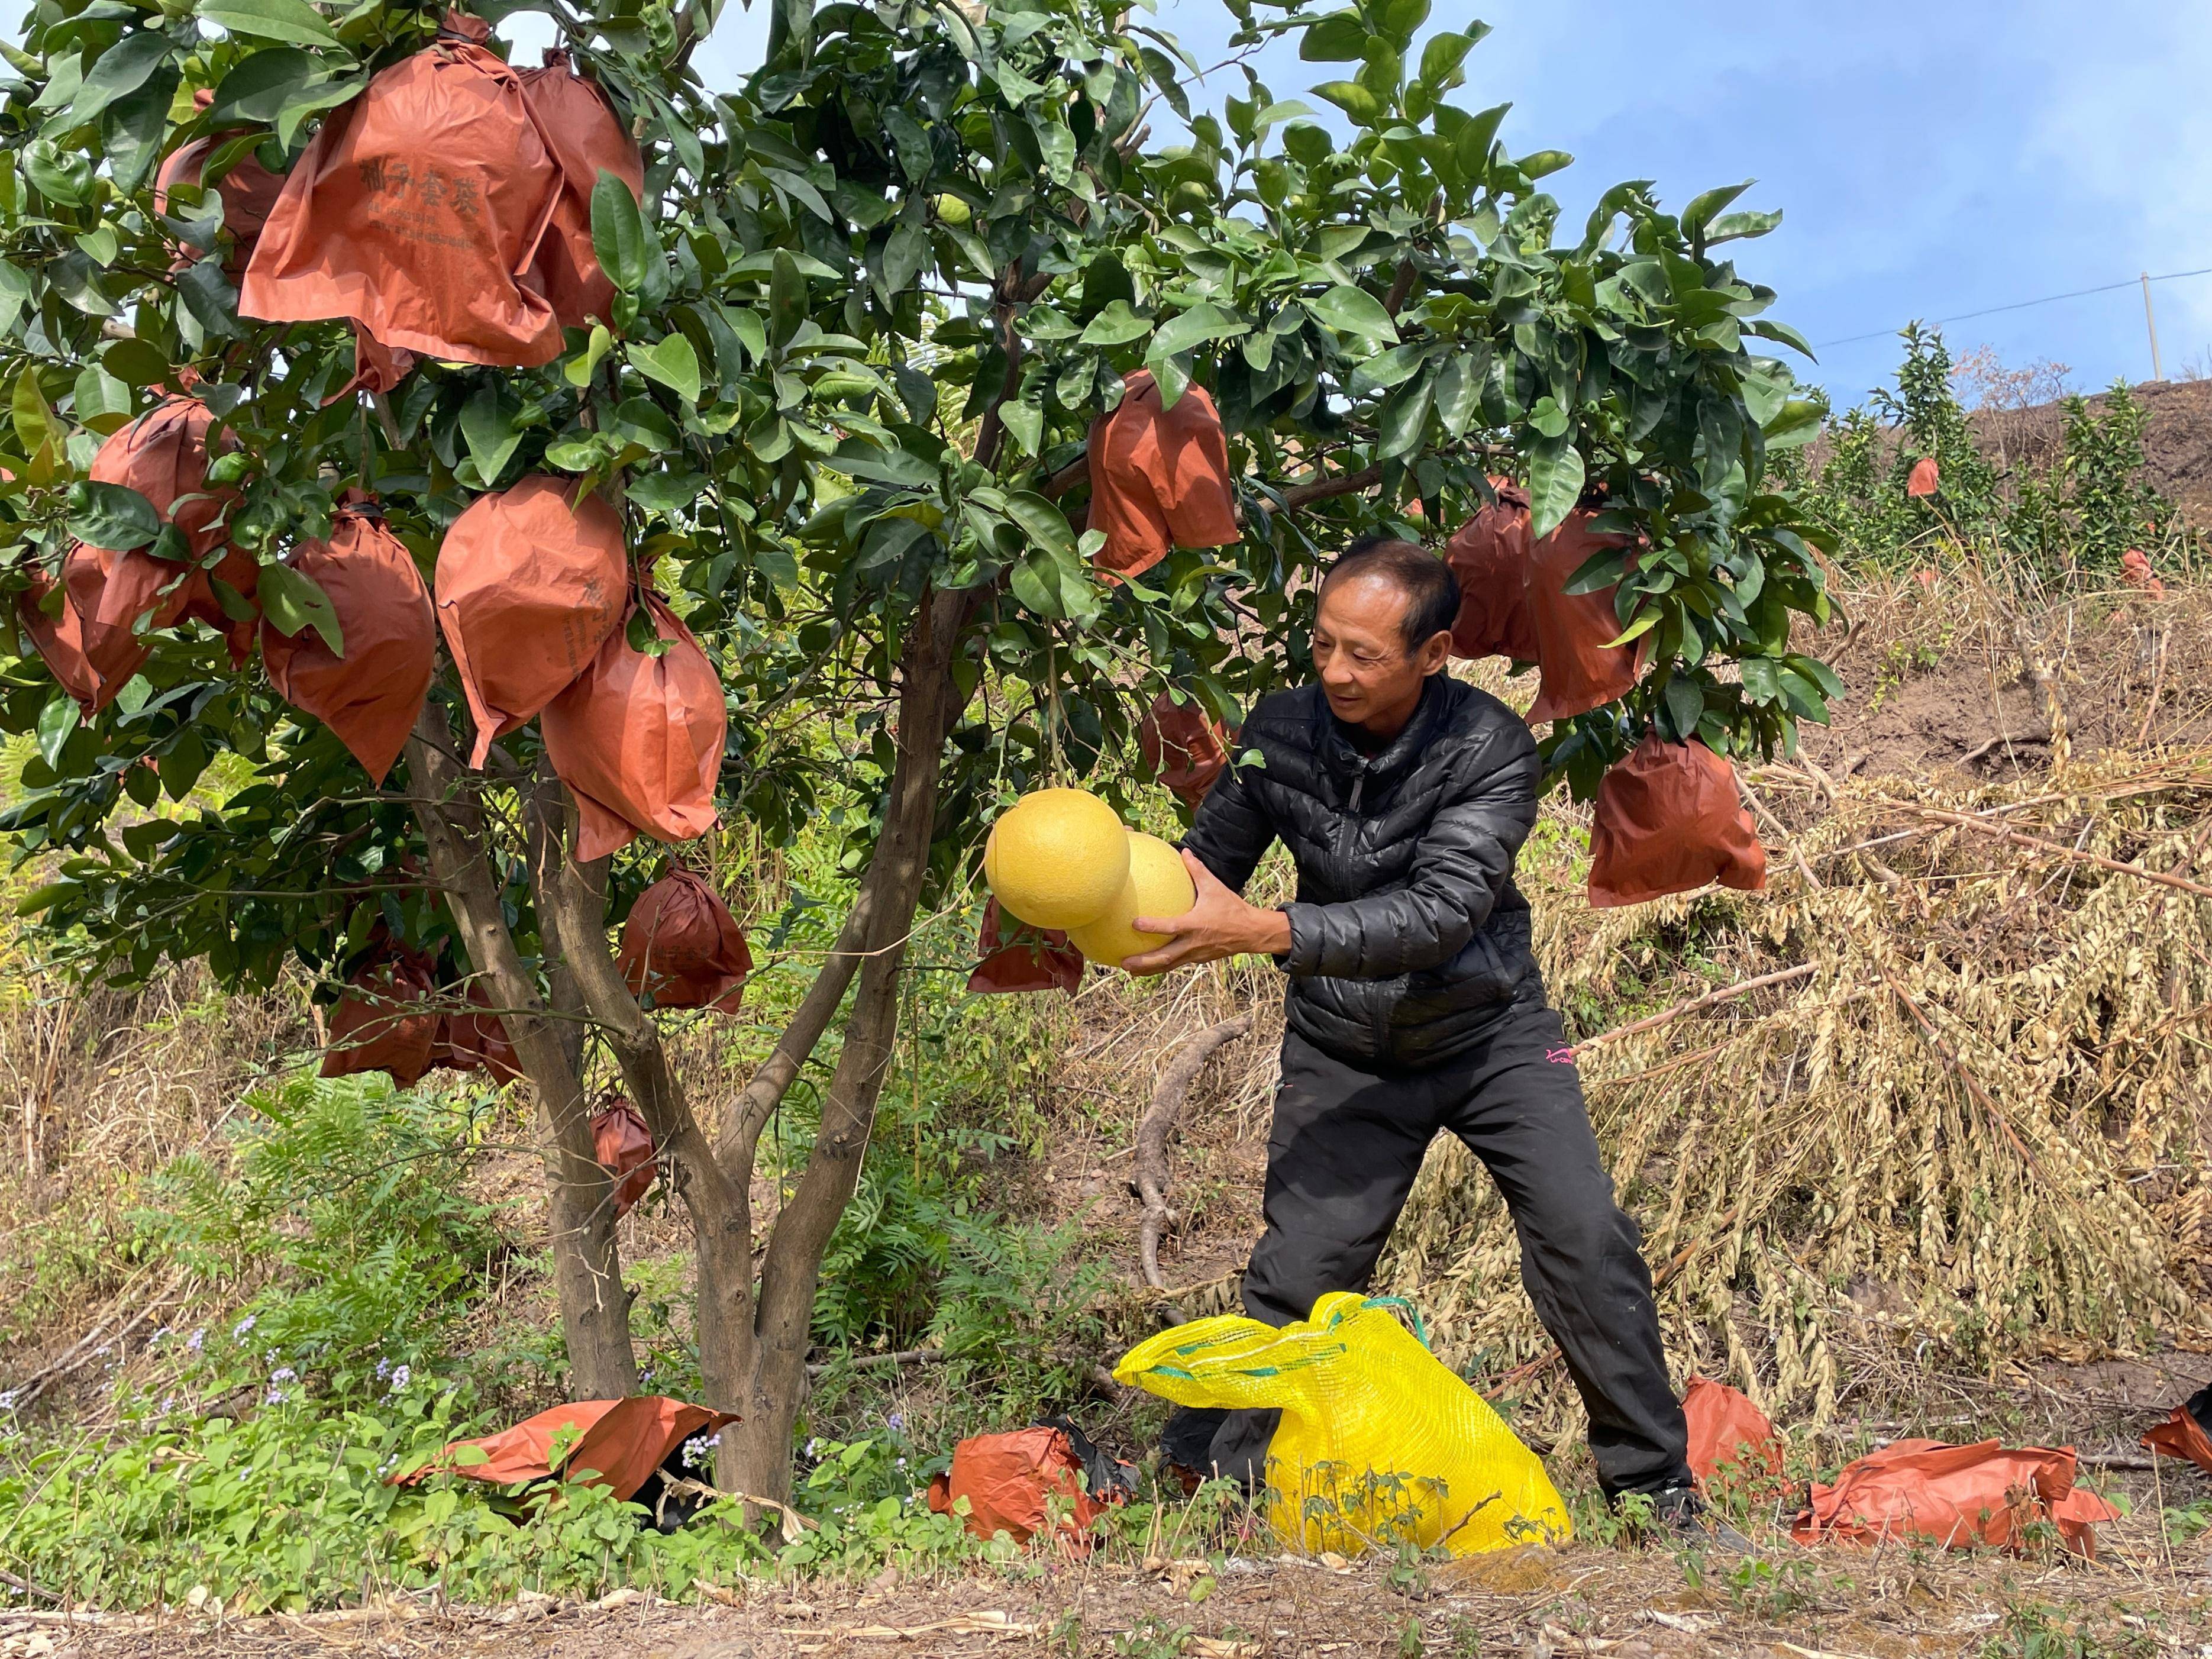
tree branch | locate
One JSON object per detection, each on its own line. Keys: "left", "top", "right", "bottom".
{"left": 1135, "top": 1016, "right": 1249, "bottom": 1289}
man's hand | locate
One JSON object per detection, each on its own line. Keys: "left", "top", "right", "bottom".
{"left": 1122, "top": 850, "right": 1292, "bottom": 975}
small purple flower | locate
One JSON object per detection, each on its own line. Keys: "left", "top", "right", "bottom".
{"left": 232, "top": 1315, "right": 256, "bottom": 1339}
{"left": 387, "top": 1364, "right": 411, "bottom": 1395}
{"left": 186, "top": 1328, "right": 206, "bottom": 1352}
{"left": 886, "top": 1412, "right": 905, "bottom": 1431}
{"left": 265, "top": 1387, "right": 288, "bottom": 1406}
{"left": 374, "top": 1358, "right": 391, "bottom": 1380}
{"left": 270, "top": 1367, "right": 298, "bottom": 1385}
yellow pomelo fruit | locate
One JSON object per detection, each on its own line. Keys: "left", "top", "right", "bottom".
{"left": 984, "top": 787, "right": 1130, "bottom": 929}
{"left": 1068, "top": 831, "right": 1196, "bottom": 969}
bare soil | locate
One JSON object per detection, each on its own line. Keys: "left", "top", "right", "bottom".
{"left": 14, "top": 1521, "right": 2210, "bottom": 1659}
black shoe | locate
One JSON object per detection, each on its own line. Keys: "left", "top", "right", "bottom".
{"left": 1645, "top": 1484, "right": 1754, "bottom": 1555}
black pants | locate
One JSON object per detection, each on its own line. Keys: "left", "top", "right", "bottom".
{"left": 1170, "top": 996, "right": 1691, "bottom": 1500}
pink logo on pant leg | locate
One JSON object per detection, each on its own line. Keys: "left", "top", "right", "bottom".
{"left": 1545, "top": 1047, "right": 1577, "bottom": 1064}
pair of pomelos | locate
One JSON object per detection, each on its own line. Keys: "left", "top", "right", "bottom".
{"left": 983, "top": 788, "right": 1196, "bottom": 969}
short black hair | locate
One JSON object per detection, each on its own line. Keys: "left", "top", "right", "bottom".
{"left": 1319, "top": 536, "right": 1462, "bottom": 651}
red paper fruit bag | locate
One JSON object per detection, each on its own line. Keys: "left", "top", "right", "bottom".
{"left": 156, "top": 91, "right": 287, "bottom": 275}
{"left": 1588, "top": 732, "right": 1767, "bottom": 908}
{"left": 1139, "top": 688, "right": 1233, "bottom": 809}
{"left": 2140, "top": 1384, "right": 2212, "bottom": 1476}
{"left": 261, "top": 503, "right": 435, "bottom": 785}
{"left": 1087, "top": 371, "right": 1239, "bottom": 580}
{"left": 321, "top": 950, "right": 440, "bottom": 1088}
{"left": 1683, "top": 1376, "right": 1784, "bottom": 1490}
{"left": 428, "top": 981, "right": 523, "bottom": 1085}
{"left": 398, "top": 1396, "right": 737, "bottom": 1501}
{"left": 926, "top": 1426, "right": 1115, "bottom": 1551}
{"left": 434, "top": 476, "right": 628, "bottom": 766}
{"left": 1793, "top": 1439, "right": 2117, "bottom": 1558}
{"left": 1525, "top": 505, "right": 1642, "bottom": 724}
{"left": 240, "top": 12, "right": 565, "bottom": 367}
{"left": 967, "top": 897, "right": 1083, "bottom": 997}
{"left": 518, "top": 51, "right": 642, "bottom": 330}
{"left": 592, "top": 1096, "right": 657, "bottom": 1218}
{"left": 18, "top": 547, "right": 109, "bottom": 711}
{"left": 1444, "top": 480, "right": 1541, "bottom": 663}
{"left": 541, "top": 592, "right": 725, "bottom": 861}
{"left": 616, "top": 867, "right": 752, "bottom": 1013}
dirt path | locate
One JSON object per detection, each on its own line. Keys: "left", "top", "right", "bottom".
{"left": 14, "top": 1530, "right": 2209, "bottom": 1659}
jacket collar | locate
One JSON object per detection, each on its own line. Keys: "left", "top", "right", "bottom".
{"left": 1317, "top": 674, "right": 1452, "bottom": 795}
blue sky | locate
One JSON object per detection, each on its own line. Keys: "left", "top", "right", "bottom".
{"left": 689, "top": 0, "right": 2212, "bottom": 413}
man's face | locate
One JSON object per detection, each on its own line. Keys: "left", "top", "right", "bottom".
{"left": 1312, "top": 573, "right": 1441, "bottom": 731}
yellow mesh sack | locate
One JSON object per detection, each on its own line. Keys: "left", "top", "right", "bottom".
{"left": 1115, "top": 1292, "right": 1571, "bottom": 1555}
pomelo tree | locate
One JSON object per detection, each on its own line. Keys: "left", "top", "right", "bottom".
{"left": 0, "top": 0, "right": 1833, "bottom": 1497}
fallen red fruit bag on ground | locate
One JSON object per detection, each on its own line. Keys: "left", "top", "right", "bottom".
{"left": 1683, "top": 1376, "right": 1784, "bottom": 1489}
{"left": 517, "top": 51, "right": 642, "bottom": 330}
{"left": 617, "top": 867, "right": 751, "bottom": 1013}
{"left": 397, "top": 1396, "right": 737, "bottom": 1501}
{"left": 240, "top": 12, "right": 566, "bottom": 367}
{"left": 156, "top": 91, "right": 287, "bottom": 276}
{"left": 1444, "top": 482, "right": 1541, "bottom": 664}
{"left": 1087, "top": 372, "right": 1239, "bottom": 580}
{"left": 434, "top": 476, "right": 628, "bottom": 767}
{"left": 261, "top": 502, "right": 434, "bottom": 785}
{"left": 967, "top": 897, "right": 1083, "bottom": 997}
{"left": 2140, "top": 1383, "right": 2212, "bottom": 1475}
{"left": 926, "top": 1426, "right": 1118, "bottom": 1550}
{"left": 1587, "top": 733, "right": 1767, "bottom": 908}
{"left": 541, "top": 592, "right": 725, "bottom": 861}
{"left": 1139, "top": 688, "right": 1232, "bottom": 809}
{"left": 321, "top": 950, "right": 440, "bottom": 1088}
{"left": 592, "top": 1097, "right": 657, "bottom": 1218}
{"left": 1792, "top": 1439, "right": 2118, "bottom": 1557}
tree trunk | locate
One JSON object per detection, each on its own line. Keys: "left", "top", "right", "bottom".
{"left": 709, "top": 587, "right": 971, "bottom": 1500}
{"left": 405, "top": 703, "right": 639, "bottom": 1399}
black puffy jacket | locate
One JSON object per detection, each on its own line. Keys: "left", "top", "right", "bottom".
{"left": 1184, "top": 675, "right": 1543, "bottom": 1071}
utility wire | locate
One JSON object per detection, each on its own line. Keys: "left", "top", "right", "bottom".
{"left": 1817, "top": 265, "right": 2212, "bottom": 350}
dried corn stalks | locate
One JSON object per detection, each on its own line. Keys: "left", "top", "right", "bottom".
{"left": 1378, "top": 750, "right": 2212, "bottom": 1441}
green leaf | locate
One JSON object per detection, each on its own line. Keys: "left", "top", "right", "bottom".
{"left": 24, "top": 141, "right": 93, "bottom": 206}
{"left": 35, "top": 695, "right": 77, "bottom": 770}
{"left": 628, "top": 334, "right": 700, "bottom": 404}
{"left": 259, "top": 561, "right": 343, "bottom": 654}
{"left": 1601, "top": 608, "right": 1659, "bottom": 651}
{"left": 1747, "top": 318, "right": 1817, "bottom": 360}
{"left": 1312, "top": 80, "right": 1383, "bottom": 128}
{"left": 1374, "top": 0, "right": 1429, "bottom": 47}
{"left": 64, "top": 30, "right": 173, "bottom": 128}
{"left": 1076, "top": 253, "right": 1134, "bottom": 323}
{"left": 1003, "top": 491, "right": 1073, "bottom": 558}
{"left": 1739, "top": 656, "right": 1780, "bottom": 703}
{"left": 769, "top": 249, "right": 806, "bottom": 347}
{"left": 1707, "top": 209, "right": 1783, "bottom": 246}
{"left": 717, "top": 302, "right": 767, "bottom": 366}
{"left": 879, "top": 218, "right": 928, "bottom": 298}
{"left": 196, "top": 0, "right": 341, "bottom": 48}
{"left": 1763, "top": 397, "right": 1825, "bottom": 450}
{"left": 1516, "top": 149, "right": 1574, "bottom": 179}
{"left": 1663, "top": 674, "right": 1703, "bottom": 740}
{"left": 1149, "top": 302, "right": 1244, "bottom": 359}
{"left": 590, "top": 169, "right": 648, "bottom": 296}
{"left": 11, "top": 367, "right": 51, "bottom": 454}
{"left": 69, "top": 481, "right": 161, "bottom": 551}
{"left": 563, "top": 322, "right": 615, "bottom": 388}
{"left": 208, "top": 46, "right": 317, "bottom": 125}
{"left": 1299, "top": 12, "right": 1367, "bottom": 60}
{"left": 1418, "top": 30, "right": 1475, "bottom": 86}
{"left": 1527, "top": 435, "right": 1584, "bottom": 538}
{"left": 1432, "top": 353, "right": 1480, "bottom": 437}
{"left": 1452, "top": 102, "right": 1510, "bottom": 177}
{"left": 275, "top": 71, "right": 364, "bottom": 147}
{"left": 102, "top": 67, "right": 179, "bottom": 195}
{"left": 1306, "top": 284, "right": 1398, "bottom": 344}
{"left": 1080, "top": 299, "right": 1149, "bottom": 347}
{"left": 1681, "top": 180, "right": 1752, "bottom": 238}
{"left": 72, "top": 364, "right": 133, "bottom": 434}
{"left": 999, "top": 397, "right": 1042, "bottom": 457}
{"left": 0, "top": 264, "right": 31, "bottom": 338}
{"left": 1009, "top": 549, "right": 1061, "bottom": 618}
{"left": 1375, "top": 372, "right": 1432, "bottom": 461}
{"left": 459, "top": 383, "right": 522, "bottom": 485}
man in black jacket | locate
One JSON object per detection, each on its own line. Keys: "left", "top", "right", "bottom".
{"left": 1126, "top": 537, "right": 1729, "bottom": 1541}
